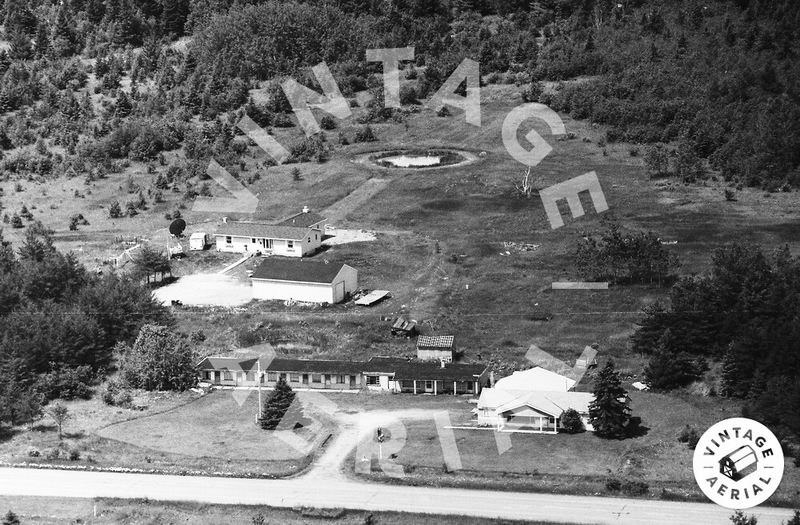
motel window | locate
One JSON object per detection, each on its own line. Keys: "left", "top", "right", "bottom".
{"left": 290, "top": 373, "right": 301, "bottom": 383}
{"left": 401, "top": 380, "right": 414, "bottom": 389}
{"left": 204, "top": 371, "right": 212, "bottom": 380}
{"left": 315, "top": 234, "right": 318, "bottom": 240}
{"left": 311, "top": 374, "right": 321, "bottom": 383}
{"left": 366, "top": 376, "right": 379, "bottom": 385}
{"left": 267, "top": 372, "right": 278, "bottom": 382}
{"left": 223, "top": 371, "right": 232, "bottom": 381}
{"left": 287, "top": 240, "right": 294, "bottom": 249}
{"left": 251, "top": 238, "right": 256, "bottom": 243}
{"left": 225, "top": 236, "right": 232, "bottom": 244}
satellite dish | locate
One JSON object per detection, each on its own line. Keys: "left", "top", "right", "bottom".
{"left": 169, "top": 218, "right": 186, "bottom": 237}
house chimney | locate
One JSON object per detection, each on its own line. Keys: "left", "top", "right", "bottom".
{"left": 302, "top": 206, "right": 309, "bottom": 213}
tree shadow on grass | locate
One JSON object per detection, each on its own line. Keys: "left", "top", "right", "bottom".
{"left": 626, "top": 417, "right": 650, "bottom": 438}
{"left": 63, "top": 430, "right": 86, "bottom": 440}
{"left": 0, "top": 424, "right": 20, "bottom": 443}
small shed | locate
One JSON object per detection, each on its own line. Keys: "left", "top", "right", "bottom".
{"left": 390, "top": 317, "right": 418, "bottom": 337}
{"left": 416, "top": 335, "right": 455, "bottom": 363}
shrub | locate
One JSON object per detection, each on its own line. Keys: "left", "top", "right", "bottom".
{"left": 399, "top": 85, "right": 418, "bottom": 105}
{"left": 621, "top": 480, "right": 649, "bottom": 496}
{"left": 36, "top": 366, "right": 93, "bottom": 401}
{"left": 45, "top": 447, "right": 61, "bottom": 460}
{"left": 724, "top": 188, "right": 737, "bottom": 201}
{"left": 521, "top": 81, "right": 543, "bottom": 103}
{"left": 26, "top": 446, "right": 40, "bottom": 457}
{"left": 559, "top": 408, "right": 585, "bottom": 434}
{"left": 108, "top": 200, "right": 122, "bottom": 218}
{"left": 354, "top": 125, "right": 376, "bottom": 143}
{"left": 605, "top": 477, "right": 621, "bottom": 492}
{"left": 69, "top": 448, "right": 81, "bottom": 461}
{"left": 320, "top": 115, "right": 336, "bottom": 130}
{"left": 436, "top": 106, "right": 451, "bottom": 117}
{"left": 10, "top": 213, "right": 23, "bottom": 228}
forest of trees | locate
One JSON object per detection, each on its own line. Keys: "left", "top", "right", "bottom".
{"left": 0, "top": 0, "right": 794, "bottom": 192}
{"left": 0, "top": 225, "right": 171, "bottom": 427}
{"left": 632, "top": 243, "right": 800, "bottom": 445}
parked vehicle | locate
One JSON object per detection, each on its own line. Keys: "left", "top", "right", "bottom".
{"left": 190, "top": 232, "right": 212, "bottom": 251}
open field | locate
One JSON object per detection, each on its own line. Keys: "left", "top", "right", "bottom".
{"left": 0, "top": 496, "right": 560, "bottom": 525}
{"left": 3, "top": 82, "right": 800, "bottom": 503}
{"left": 0, "top": 391, "right": 316, "bottom": 478}
{"left": 345, "top": 391, "right": 800, "bottom": 507}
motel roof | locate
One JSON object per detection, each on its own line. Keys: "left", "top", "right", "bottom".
{"left": 197, "top": 356, "right": 364, "bottom": 374}
{"left": 250, "top": 259, "right": 351, "bottom": 284}
{"left": 198, "top": 355, "right": 487, "bottom": 381}
{"left": 215, "top": 222, "right": 312, "bottom": 241}
{"left": 363, "top": 357, "right": 487, "bottom": 382}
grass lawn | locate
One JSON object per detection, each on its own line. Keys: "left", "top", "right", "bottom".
{"left": 0, "top": 391, "right": 325, "bottom": 478}
{"left": 347, "top": 391, "right": 800, "bottom": 507}
{"left": 0, "top": 496, "right": 569, "bottom": 524}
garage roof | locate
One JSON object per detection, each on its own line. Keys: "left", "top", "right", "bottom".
{"left": 251, "top": 259, "right": 349, "bottom": 284}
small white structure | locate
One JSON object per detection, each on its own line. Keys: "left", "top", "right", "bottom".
{"left": 250, "top": 259, "right": 358, "bottom": 304}
{"left": 416, "top": 335, "right": 455, "bottom": 362}
{"left": 190, "top": 232, "right": 212, "bottom": 250}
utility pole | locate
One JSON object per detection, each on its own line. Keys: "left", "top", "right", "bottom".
{"left": 256, "top": 358, "right": 262, "bottom": 424}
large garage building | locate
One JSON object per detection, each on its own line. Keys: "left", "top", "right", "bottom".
{"left": 250, "top": 259, "right": 358, "bottom": 304}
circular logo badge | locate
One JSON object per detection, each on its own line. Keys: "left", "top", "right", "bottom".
{"left": 693, "top": 417, "right": 784, "bottom": 509}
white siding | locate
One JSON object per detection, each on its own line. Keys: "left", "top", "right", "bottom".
{"left": 252, "top": 279, "right": 335, "bottom": 303}
{"left": 214, "top": 229, "right": 322, "bottom": 258}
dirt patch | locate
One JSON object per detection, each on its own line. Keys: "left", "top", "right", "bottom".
{"left": 152, "top": 274, "right": 253, "bottom": 306}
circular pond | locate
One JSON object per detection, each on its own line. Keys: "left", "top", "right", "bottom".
{"left": 355, "top": 149, "right": 480, "bottom": 170}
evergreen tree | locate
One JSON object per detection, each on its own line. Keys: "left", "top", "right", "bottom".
{"left": 589, "top": 361, "right": 631, "bottom": 439}
{"left": 259, "top": 377, "right": 295, "bottom": 430}
{"left": 34, "top": 21, "right": 50, "bottom": 59}
{"left": 2, "top": 510, "right": 20, "bottom": 525}
{"left": 162, "top": 0, "right": 190, "bottom": 37}
{"left": 52, "top": 5, "right": 78, "bottom": 57}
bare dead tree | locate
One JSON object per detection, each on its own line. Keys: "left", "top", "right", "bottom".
{"left": 514, "top": 166, "right": 541, "bottom": 198}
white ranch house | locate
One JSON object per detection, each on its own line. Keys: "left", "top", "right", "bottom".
{"left": 251, "top": 259, "right": 358, "bottom": 304}
{"left": 476, "top": 366, "right": 595, "bottom": 434}
{"left": 214, "top": 210, "right": 326, "bottom": 257}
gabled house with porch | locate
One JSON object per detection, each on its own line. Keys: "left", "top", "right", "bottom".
{"left": 475, "top": 366, "right": 594, "bottom": 433}
{"left": 476, "top": 388, "right": 595, "bottom": 433}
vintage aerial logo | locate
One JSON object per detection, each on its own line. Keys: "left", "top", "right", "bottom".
{"left": 693, "top": 417, "right": 784, "bottom": 509}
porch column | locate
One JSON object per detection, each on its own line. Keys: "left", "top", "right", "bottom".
{"left": 539, "top": 418, "right": 543, "bottom": 433}
{"left": 433, "top": 380, "right": 437, "bottom": 395}
{"left": 413, "top": 380, "right": 417, "bottom": 394}
{"left": 453, "top": 381, "right": 457, "bottom": 395}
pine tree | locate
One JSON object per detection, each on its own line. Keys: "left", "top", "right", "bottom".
{"left": 52, "top": 5, "right": 77, "bottom": 57}
{"left": 34, "top": 21, "right": 50, "bottom": 58}
{"left": 259, "top": 377, "right": 295, "bottom": 430}
{"left": 589, "top": 361, "right": 631, "bottom": 439}
{"left": 163, "top": 0, "right": 189, "bottom": 37}
{"left": 115, "top": 90, "right": 132, "bottom": 117}
{"left": 2, "top": 510, "right": 20, "bottom": 525}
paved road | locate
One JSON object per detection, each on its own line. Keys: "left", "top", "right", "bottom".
{"left": 1, "top": 404, "right": 796, "bottom": 524}
{"left": 1, "top": 466, "right": 795, "bottom": 525}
